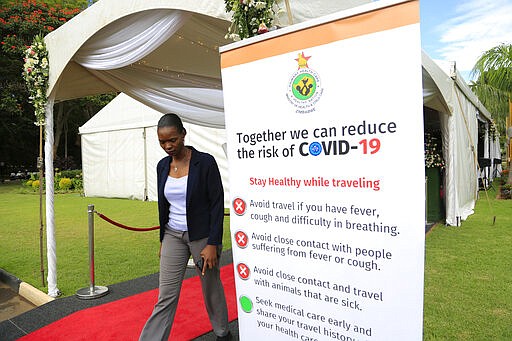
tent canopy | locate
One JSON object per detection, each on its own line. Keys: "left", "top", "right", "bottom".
{"left": 79, "top": 93, "right": 166, "bottom": 201}
{"left": 79, "top": 93, "right": 230, "bottom": 204}
{"left": 45, "top": 0, "right": 370, "bottom": 128}
{"left": 41, "top": 0, "right": 372, "bottom": 297}
{"left": 422, "top": 51, "right": 499, "bottom": 226}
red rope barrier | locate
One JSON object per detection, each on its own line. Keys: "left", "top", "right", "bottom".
{"left": 95, "top": 211, "right": 159, "bottom": 232}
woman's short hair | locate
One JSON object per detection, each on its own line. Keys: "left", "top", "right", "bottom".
{"left": 157, "top": 113, "right": 185, "bottom": 133}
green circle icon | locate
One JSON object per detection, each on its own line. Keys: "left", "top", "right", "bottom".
{"left": 292, "top": 73, "right": 316, "bottom": 100}
{"left": 239, "top": 295, "right": 253, "bottom": 313}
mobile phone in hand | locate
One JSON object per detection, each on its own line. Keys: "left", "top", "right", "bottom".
{"left": 195, "top": 258, "right": 204, "bottom": 272}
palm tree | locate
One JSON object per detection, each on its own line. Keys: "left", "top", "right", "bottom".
{"left": 471, "top": 43, "right": 512, "bottom": 184}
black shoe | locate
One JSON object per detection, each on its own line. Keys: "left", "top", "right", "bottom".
{"left": 216, "top": 331, "right": 232, "bottom": 341}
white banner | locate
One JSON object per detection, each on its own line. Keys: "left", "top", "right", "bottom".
{"left": 221, "top": 1, "right": 425, "bottom": 340}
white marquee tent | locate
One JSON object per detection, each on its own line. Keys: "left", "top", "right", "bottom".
{"left": 422, "top": 51, "right": 500, "bottom": 226}
{"left": 79, "top": 93, "right": 230, "bottom": 205}
{"left": 42, "top": 0, "right": 371, "bottom": 296}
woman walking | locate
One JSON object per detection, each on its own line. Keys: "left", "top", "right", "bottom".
{"left": 139, "top": 113, "right": 231, "bottom": 341}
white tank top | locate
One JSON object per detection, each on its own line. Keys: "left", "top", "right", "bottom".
{"left": 164, "top": 175, "right": 188, "bottom": 231}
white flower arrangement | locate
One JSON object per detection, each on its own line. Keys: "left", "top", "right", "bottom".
{"left": 23, "top": 34, "right": 49, "bottom": 126}
{"left": 424, "top": 132, "right": 445, "bottom": 169}
{"left": 224, "top": 0, "right": 281, "bottom": 40}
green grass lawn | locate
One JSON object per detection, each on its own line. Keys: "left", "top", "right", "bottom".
{"left": 0, "top": 181, "right": 231, "bottom": 297}
{"left": 1, "top": 179, "right": 511, "bottom": 339}
{"left": 423, "top": 185, "right": 512, "bottom": 340}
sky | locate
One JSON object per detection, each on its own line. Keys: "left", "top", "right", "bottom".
{"left": 418, "top": 0, "right": 512, "bottom": 81}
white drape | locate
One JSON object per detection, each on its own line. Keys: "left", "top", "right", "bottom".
{"left": 74, "top": 10, "right": 190, "bottom": 70}
{"left": 87, "top": 65, "right": 224, "bottom": 127}
{"left": 44, "top": 93, "right": 59, "bottom": 297}
{"left": 72, "top": 9, "right": 225, "bottom": 128}
{"left": 446, "top": 84, "right": 478, "bottom": 226}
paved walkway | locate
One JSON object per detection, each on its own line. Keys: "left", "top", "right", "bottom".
{"left": 0, "top": 282, "right": 36, "bottom": 322}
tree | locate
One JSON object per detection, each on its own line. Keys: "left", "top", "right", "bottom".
{"left": 1, "top": 1, "right": 78, "bottom": 173}
{"left": 471, "top": 43, "right": 512, "bottom": 184}
{"left": 0, "top": 0, "right": 106, "bottom": 175}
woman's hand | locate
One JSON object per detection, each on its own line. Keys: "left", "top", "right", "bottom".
{"left": 199, "top": 244, "right": 218, "bottom": 276}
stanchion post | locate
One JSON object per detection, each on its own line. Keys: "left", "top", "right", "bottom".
{"left": 76, "top": 204, "right": 109, "bottom": 299}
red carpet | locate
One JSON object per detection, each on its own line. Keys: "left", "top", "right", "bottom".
{"left": 20, "top": 265, "right": 237, "bottom": 341}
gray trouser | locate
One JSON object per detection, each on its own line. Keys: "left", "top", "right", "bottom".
{"left": 139, "top": 228, "right": 229, "bottom": 341}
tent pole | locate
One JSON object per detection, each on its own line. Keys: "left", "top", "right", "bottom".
{"left": 45, "top": 94, "right": 60, "bottom": 297}
{"left": 284, "top": 0, "right": 293, "bottom": 25}
{"left": 38, "top": 125, "right": 45, "bottom": 287}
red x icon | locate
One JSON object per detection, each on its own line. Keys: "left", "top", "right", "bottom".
{"left": 233, "top": 197, "right": 246, "bottom": 216}
{"left": 237, "top": 263, "right": 250, "bottom": 280}
{"left": 235, "top": 231, "right": 248, "bottom": 248}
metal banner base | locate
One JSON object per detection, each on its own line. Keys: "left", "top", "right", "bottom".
{"left": 76, "top": 285, "right": 109, "bottom": 300}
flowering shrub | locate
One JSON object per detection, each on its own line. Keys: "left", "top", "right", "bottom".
{"left": 55, "top": 169, "right": 83, "bottom": 192}
{"left": 224, "top": 0, "right": 280, "bottom": 40}
{"left": 20, "top": 169, "right": 83, "bottom": 193}
{"left": 58, "top": 177, "right": 72, "bottom": 190}
{"left": 1, "top": 1, "right": 81, "bottom": 126}
{"left": 32, "top": 179, "right": 40, "bottom": 189}
{"left": 425, "top": 132, "right": 444, "bottom": 168}
{"left": 22, "top": 34, "right": 48, "bottom": 125}
{"left": 0, "top": 1, "right": 80, "bottom": 54}
{"left": 72, "top": 177, "right": 83, "bottom": 191}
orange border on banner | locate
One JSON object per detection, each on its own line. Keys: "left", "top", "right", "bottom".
{"left": 221, "top": 0, "right": 419, "bottom": 69}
